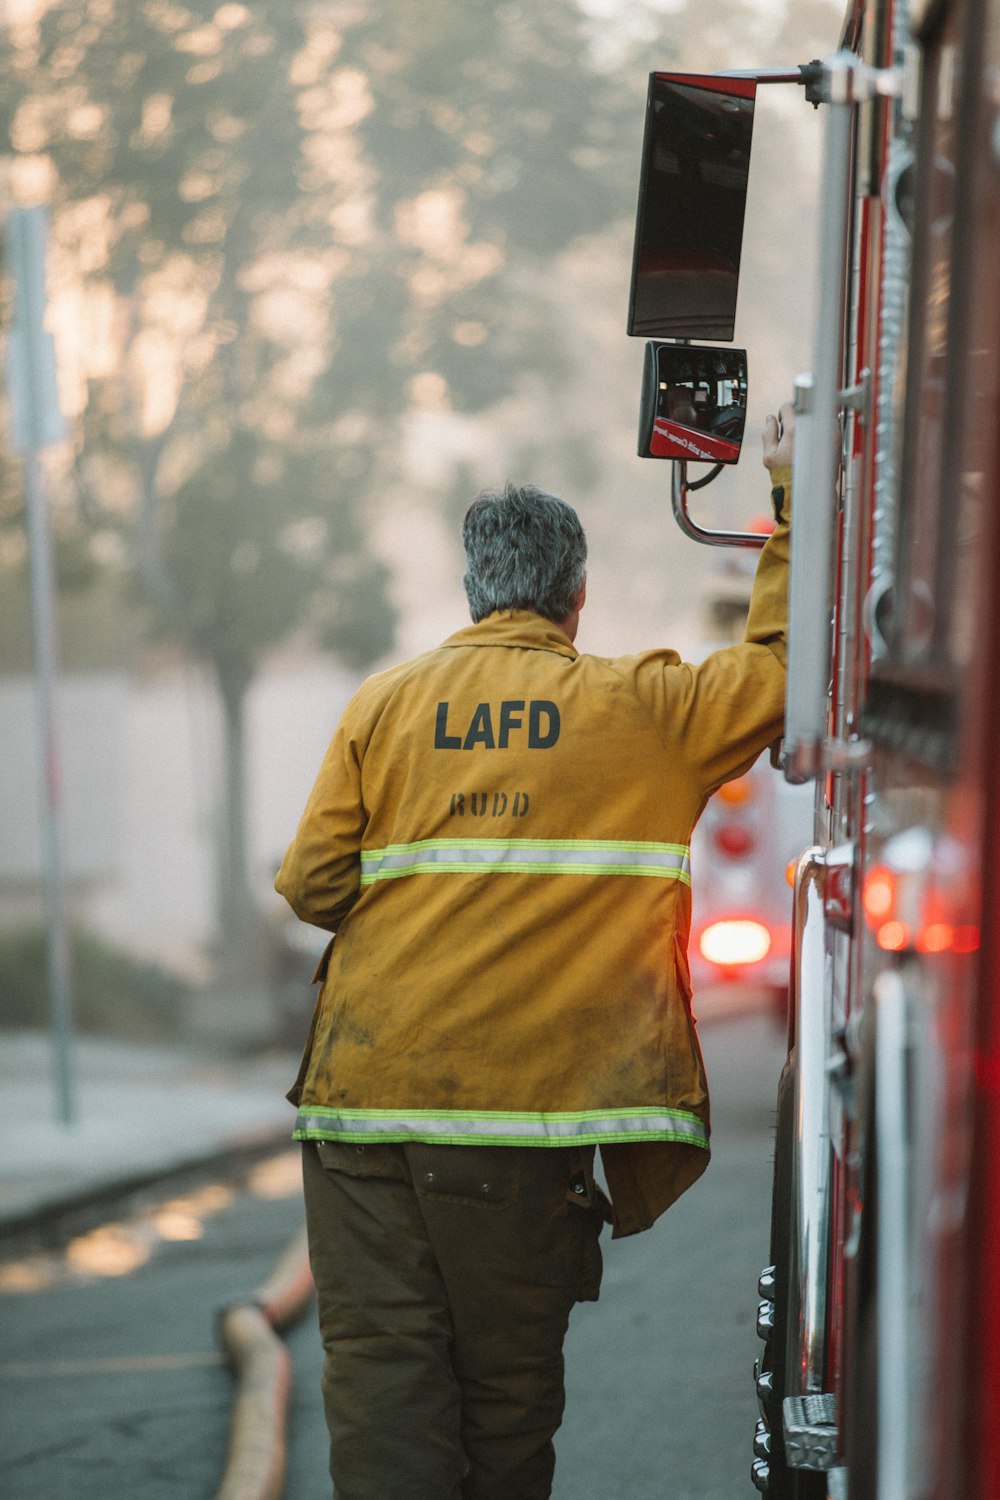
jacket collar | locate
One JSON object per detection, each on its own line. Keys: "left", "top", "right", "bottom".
{"left": 441, "top": 609, "right": 578, "bottom": 660}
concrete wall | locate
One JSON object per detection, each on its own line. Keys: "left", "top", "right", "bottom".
{"left": 0, "top": 658, "right": 360, "bottom": 975}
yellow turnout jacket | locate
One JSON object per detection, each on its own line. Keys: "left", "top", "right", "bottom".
{"left": 277, "top": 470, "right": 791, "bottom": 1236}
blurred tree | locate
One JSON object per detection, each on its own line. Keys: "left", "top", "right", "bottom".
{"left": 2, "top": 0, "right": 634, "bottom": 963}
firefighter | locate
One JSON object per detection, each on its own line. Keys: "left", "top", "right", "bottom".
{"left": 276, "top": 404, "right": 795, "bottom": 1500}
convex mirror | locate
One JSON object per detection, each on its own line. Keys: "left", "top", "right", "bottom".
{"left": 637, "top": 341, "right": 748, "bottom": 464}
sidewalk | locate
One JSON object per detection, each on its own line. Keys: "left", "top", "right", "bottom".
{"left": 0, "top": 1029, "right": 299, "bottom": 1237}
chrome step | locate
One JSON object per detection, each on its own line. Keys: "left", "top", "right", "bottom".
{"left": 782, "top": 1393, "right": 838, "bottom": 1470}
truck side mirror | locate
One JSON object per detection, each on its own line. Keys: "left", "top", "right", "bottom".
{"left": 637, "top": 341, "right": 748, "bottom": 464}
{"left": 628, "top": 72, "right": 757, "bottom": 343}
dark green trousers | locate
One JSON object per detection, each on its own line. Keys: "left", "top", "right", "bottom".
{"left": 301, "top": 1139, "right": 606, "bottom": 1500}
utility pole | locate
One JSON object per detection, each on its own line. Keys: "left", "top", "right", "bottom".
{"left": 5, "top": 205, "right": 77, "bottom": 1126}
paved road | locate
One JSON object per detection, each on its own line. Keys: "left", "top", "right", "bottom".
{"left": 0, "top": 1011, "right": 785, "bottom": 1500}
{"left": 553, "top": 1011, "right": 785, "bottom": 1500}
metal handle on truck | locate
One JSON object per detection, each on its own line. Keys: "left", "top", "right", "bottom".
{"left": 789, "top": 846, "right": 834, "bottom": 1398}
{"left": 783, "top": 54, "right": 857, "bottom": 784}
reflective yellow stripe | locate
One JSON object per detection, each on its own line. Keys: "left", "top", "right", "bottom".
{"left": 293, "top": 1105, "right": 709, "bottom": 1149}
{"left": 360, "top": 838, "right": 691, "bottom": 885}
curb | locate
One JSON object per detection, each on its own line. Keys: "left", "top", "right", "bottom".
{"left": 0, "top": 1128, "right": 292, "bottom": 1254}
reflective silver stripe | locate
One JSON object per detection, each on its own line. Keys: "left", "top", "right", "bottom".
{"left": 293, "top": 1108, "right": 709, "bottom": 1149}
{"left": 360, "top": 839, "right": 691, "bottom": 884}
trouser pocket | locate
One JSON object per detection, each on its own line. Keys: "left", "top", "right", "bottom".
{"left": 409, "top": 1142, "right": 519, "bottom": 1208}
{"left": 315, "top": 1139, "right": 409, "bottom": 1180}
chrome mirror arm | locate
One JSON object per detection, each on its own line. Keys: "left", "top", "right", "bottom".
{"left": 671, "top": 460, "right": 768, "bottom": 550}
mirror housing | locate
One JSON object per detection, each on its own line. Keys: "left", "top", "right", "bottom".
{"left": 628, "top": 72, "right": 757, "bottom": 342}
{"left": 637, "top": 341, "right": 748, "bottom": 464}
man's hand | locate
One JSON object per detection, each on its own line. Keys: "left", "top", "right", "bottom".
{"left": 762, "top": 400, "right": 795, "bottom": 471}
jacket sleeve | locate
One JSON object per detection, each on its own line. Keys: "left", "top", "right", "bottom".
{"left": 631, "top": 466, "right": 792, "bottom": 797}
{"left": 274, "top": 696, "right": 371, "bottom": 933}
{"left": 743, "top": 465, "right": 791, "bottom": 665}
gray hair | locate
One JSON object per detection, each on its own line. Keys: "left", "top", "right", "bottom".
{"left": 461, "top": 482, "right": 587, "bottom": 624}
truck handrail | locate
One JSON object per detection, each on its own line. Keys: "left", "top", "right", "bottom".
{"left": 783, "top": 54, "right": 857, "bottom": 784}
{"left": 790, "top": 845, "right": 834, "bottom": 1396}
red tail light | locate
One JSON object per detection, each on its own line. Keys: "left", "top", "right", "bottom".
{"left": 699, "top": 918, "right": 771, "bottom": 968}
{"left": 714, "top": 823, "right": 755, "bottom": 858}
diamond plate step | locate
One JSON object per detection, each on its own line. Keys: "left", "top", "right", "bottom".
{"left": 782, "top": 1392, "right": 838, "bottom": 1470}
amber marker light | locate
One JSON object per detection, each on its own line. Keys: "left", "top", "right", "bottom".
{"left": 717, "top": 776, "right": 753, "bottom": 806}
{"left": 862, "top": 866, "right": 896, "bottom": 926}
{"left": 876, "top": 920, "right": 911, "bottom": 952}
{"left": 917, "top": 922, "right": 955, "bottom": 954}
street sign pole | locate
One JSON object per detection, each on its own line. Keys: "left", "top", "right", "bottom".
{"left": 22, "top": 448, "right": 77, "bottom": 1125}
{"left": 5, "top": 206, "right": 77, "bottom": 1126}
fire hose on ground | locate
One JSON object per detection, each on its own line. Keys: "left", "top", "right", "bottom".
{"left": 215, "top": 1226, "right": 315, "bottom": 1500}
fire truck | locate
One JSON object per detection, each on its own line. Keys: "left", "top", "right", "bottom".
{"left": 688, "top": 750, "right": 807, "bottom": 1009}
{"left": 628, "top": 2, "right": 1000, "bottom": 1497}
